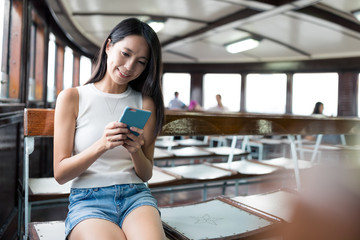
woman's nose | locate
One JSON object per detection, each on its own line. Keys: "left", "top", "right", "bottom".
{"left": 124, "top": 59, "right": 135, "bottom": 71}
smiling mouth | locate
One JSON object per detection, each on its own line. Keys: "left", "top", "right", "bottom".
{"left": 118, "top": 69, "right": 130, "bottom": 78}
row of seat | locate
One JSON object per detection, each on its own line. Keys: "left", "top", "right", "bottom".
{"left": 28, "top": 163, "right": 360, "bottom": 240}
{"left": 28, "top": 189, "right": 298, "bottom": 240}
{"left": 155, "top": 134, "right": 349, "bottom": 163}
{"left": 27, "top": 156, "right": 305, "bottom": 202}
{"left": 26, "top": 155, "right": 313, "bottom": 238}
{"left": 22, "top": 108, "right": 344, "bottom": 239}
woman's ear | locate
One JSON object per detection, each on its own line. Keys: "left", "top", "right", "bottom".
{"left": 105, "top": 39, "right": 112, "bottom": 54}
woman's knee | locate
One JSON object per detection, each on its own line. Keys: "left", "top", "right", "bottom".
{"left": 122, "top": 206, "right": 165, "bottom": 240}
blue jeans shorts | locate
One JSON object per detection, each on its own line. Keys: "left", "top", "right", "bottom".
{"left": 65, "top": 183, "right": 159, "bottom": 238}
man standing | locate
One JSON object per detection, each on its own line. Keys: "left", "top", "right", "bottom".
{"left": 168, "top": 91, "right": 186, "bottom": 110}
{"left": 208, "top": 94, "right": 229, "bottom": 112}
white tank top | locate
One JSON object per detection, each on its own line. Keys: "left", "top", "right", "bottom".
{"left": 71, "top": 83, "right": 143, "bottom": 188}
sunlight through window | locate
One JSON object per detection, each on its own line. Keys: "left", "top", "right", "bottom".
{"left": 0, "top": 0, "right": 5, "bottom": 98}
{"left": 80, "top": 56, "right": 92, "bottom": 85}
{"left": 246, "top": 74, "right": 287, "bottom": 114}
{"left": 358, "top": 74, "right": 360, "bottom": 117}
{"left": 203, "top": 73, "right": 241, "bottom": 111}
{"left": 293, "top": 73, "right": 338, "bottom": 116}
{"left": 47, "top": 33, "right": 56, "bottom": 102}
{"left": 63, "top": 47, "right": 74, "bottom": 89}
{"left": 163, "top": 73, "right": 191, "bottom": 108}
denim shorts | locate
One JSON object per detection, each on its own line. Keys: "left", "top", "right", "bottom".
{"left": 65, "top": 183, "right": 159, "bottom": 238}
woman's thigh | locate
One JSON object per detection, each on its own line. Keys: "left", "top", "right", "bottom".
{"left": 68, "top": 218, "right": 126, "bottom": 240}
{"left": 122, "top": 205, "right": 166, "bottom": 240}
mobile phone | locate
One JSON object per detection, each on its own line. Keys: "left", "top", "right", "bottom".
{"left": 119, "top": 106, "right": 151, "bottom": 136}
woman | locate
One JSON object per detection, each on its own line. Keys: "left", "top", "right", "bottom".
{"left": 53, "top": 18, "right": 165, "bottom": 239}
{"left": 312, "top": 101, "right": 324, "bottom": 115}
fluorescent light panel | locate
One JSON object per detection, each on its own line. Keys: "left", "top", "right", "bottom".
{"left": 353, "top": 10, "right": 360, "bottom": 21}
{"left": 147, "top": 20, "right": 165, "bottom": 33}
{"left": 225, "top": 38, "right": 260, "bottom": 54}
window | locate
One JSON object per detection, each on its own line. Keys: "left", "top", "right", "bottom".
{"left": 203, "top": 73, "right": 241, "bottom": 111}
{"left": 63, "top": 46, "right": 74, "bottom": 89}
{"left": 162, "top": 73, "right": 191, "bottom": 108}
{"left": 47, "top": 33, "right": 56, "bottom": 102}
{"left": 27, "top": 23, "right": 36, "bottom": 100}
{"left": 0, "top": 0, "right": 3, "bottom": 65}
{"left": 246, "top": 74, "right": 287, "bottom": 114}
{"left": 79, "top": 56, "right": 92, "bottom": 85}
{"left": 292, "top": 73, "right": 338, "bottom": 116}
{"left": 358, "top": 74, "right": 360, "bottom": 117}
{"left": 0, "top": 0, "right": 6, "bottom": 98}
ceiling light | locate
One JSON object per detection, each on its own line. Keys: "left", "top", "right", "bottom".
{"left": 353, "top": 9, "right": 360, "bottom": 21}
{"left": 147, "top": 19, "right": 166, "bottom": 33}
{"left": 225, "top": 37, "right": 261, "bottom": 54}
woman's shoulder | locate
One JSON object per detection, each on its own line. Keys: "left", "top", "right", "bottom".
{"left": 142, "top": 95, "right": 155, "bottom": 111}
{"left": 58, "top": 87, "right": 79, "bottom": 101}
{"left": 56, "top": 87, "right": 79, "bottom": 111}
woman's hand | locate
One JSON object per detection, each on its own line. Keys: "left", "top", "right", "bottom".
{"left": 101, "top": 121, "right": 130, "bottom": 150}
{"left": 123, "top": 126, "right": 145, "bottom": 153}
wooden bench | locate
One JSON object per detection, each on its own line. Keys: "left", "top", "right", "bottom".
{"left": 154, "top": 134, "right": 250, "bottom": 167}
{"left": 154, "top": 146, "right": 250, "bottom": 167}
{"left": 21, "top": 109, "right": 69, "bottom": 240}
{"left": 149, "top": 160, "right": 289, "bottom": 202}
{"left": 231, "top": 189, "right": 299, "bottom": 223}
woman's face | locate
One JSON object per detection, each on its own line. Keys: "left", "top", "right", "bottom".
{"left": 105, "top": 35, "right": 149, "bottom": 86}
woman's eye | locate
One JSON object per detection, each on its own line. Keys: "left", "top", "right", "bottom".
{"left": 122, "top": 51, "right": 129, "bottom": 57}
{"left": 138, "top": 61, "right": 146, "bottom": 66}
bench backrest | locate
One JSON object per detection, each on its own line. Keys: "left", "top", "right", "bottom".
{"left": 24, "top": 108, "right": 55, "bottom": 137}
{"left": 24, "top": 108, "right": 360, "bottom": 137}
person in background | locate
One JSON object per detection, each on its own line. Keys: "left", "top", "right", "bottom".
{"left": 312, "top": 101, "right": 324, "bottom": 115}
{"left": 188, "top": 100, "right": 202, "bottom": 111}
{"left": 53, "top": 18, "right": 166, "bottom": 240}
{"left": 306, "top": 101, "right": 326, "bottom": 141}
{"left": 208, "top": 94, "right": 229, "bottom": 112}
{"left": 311, "top": 101, "right": 341, "bottom": 144}
{"left": 168, "top": 91, "right": 186, "bottom": 110}
{"left": 207, "top": 94, "right": 229, "bottom": 145}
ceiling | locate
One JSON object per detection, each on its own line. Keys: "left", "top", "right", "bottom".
{"left": 45, "top": 0, "right": 360, "bottom": 64}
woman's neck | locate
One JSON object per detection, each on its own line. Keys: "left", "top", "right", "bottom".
{"left": 94, "top": 79, "right": 128, "bottom": 94}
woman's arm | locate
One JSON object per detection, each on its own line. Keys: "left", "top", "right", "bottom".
{"left": 123, "top": 96, "right": 158, "bottom": 182}
{"left": 53, "top": 88, "right": 129, "bottom": 184}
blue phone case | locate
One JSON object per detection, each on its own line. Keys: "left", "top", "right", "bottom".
{"left": 119, "top": 106, "right": 151, "bottom": 136}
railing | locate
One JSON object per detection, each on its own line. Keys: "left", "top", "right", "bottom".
{"left": 162, "top": 110, "right": 360, "bottom": 136}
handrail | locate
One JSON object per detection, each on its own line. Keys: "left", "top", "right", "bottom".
{"left": 23, "top": 108, "right": 360, "bottom": 137}
{"left": 162, "top": 110, "right": 360, "bottom": 136}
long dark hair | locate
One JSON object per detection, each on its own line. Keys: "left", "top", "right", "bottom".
{"left": 87, "top": 18, "right": 164, "bottom": 135}
{"left": 313, "top": 102, "right": 324, "bottom": 114}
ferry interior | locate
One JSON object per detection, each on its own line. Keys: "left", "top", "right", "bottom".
{"left": 48, "top": 0, "right": 360, "bottom": 63}
{"left": 1, "top": 0, "right": 360, "bottom": 239}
